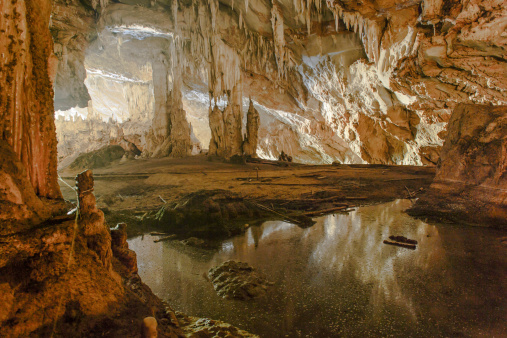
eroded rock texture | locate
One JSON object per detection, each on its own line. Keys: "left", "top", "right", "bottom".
{"left": 410, "top": 104, "right": 507, "bottom": 226}
{"left": 51, "top": 0, "right": 506, "bottom": 165}
{"left": 0, "top": 143, "right": 51, "bottom": 235}
{"left": 0, "top": 0, "right": 61, "bottom": 199}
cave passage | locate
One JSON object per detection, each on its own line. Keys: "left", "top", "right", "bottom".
{"left": 1, "top": 0, "right": 506, "bottom": 336}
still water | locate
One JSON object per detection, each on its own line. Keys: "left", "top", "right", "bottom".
{"left": 128, "top": 200, "right": 507, "bottom": 337}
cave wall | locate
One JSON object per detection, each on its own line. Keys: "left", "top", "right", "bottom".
{"left": 0, "top": 0, "right": 61, "bottom": 200}
{"left": 50, "top": 0, "right": 507, "bottom": 165}
{"left": 410, "top": 104, "right": 507, "bottom": 226}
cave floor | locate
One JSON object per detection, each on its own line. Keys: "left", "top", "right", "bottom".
{"left": 59, "top": 155, "right": 436, "bottom": 236}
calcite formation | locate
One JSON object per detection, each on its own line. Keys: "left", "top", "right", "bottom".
{"left": 77, "top": 170, "right": 113, "bottom": 270}
{"left": 0, "top": 143, "right": 51, "bottom": 235}
{"left": 50, "top": 0, "right": 507, "bottom": 165}
{"left": 208, "top": 85, "right": 244, "bottom": 158}
{"left": 111, "top": 223, "right": 138, "bottom": 275}
{"left": 410, "top": 104, "right": 507, "bottom": 226}
{"left": 243, "top": 100, "right": 261, "bottom": 157}
{"left": 0, "top": 0, "right": 61, "bottom": 199}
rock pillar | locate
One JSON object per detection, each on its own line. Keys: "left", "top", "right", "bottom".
{"left": 208, "top": 85, "right": 244, "bottom": 158}
{"left": 0, "top": 0, "right": 61, "bottom": 199}
{"left": 243, "top": 100, "right": 260, "bottom": 157}
{"left": 76, "top": 170, "right": 112, "bottom": 270}
{"left": 149, "top": 55, "right": 191, "bottom": 158}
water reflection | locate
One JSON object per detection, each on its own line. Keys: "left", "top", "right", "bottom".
{"left": 129, "top": 200, "right": 507, "bottom": 337}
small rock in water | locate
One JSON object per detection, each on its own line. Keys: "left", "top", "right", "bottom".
{"left": 182, "top": 237, "right": 206, "bottom": 247}
{"left": 208, "top": 260, "right": 273, "bottom": 300}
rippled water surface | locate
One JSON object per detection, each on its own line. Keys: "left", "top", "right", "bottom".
{"left": 128, "top": 200, "right": 507, "bottom": 337}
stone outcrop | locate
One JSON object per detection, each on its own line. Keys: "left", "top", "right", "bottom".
{"left": 410, "top": 104, "right": 507, "bottom": 226}
{"left": 243, "top": 100, "right": 261, "bottom": 157}
{"left": 111, "top": 223, "right": 138, "bottom": 275}
{"left": 177, "top": 315, "right": 258, "bottom": 337}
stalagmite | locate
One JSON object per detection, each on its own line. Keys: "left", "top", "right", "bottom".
{"left": 208, "top": 85, "right": 244, "bottom": 158}
{"left": 148, "top": 43, "right": 192, "bottom": 158}
{"left": 76, "top": 170, "right": 113, "bottom": 271}
{"left": 243, "top": 100, "right": 260, "bottom": 157}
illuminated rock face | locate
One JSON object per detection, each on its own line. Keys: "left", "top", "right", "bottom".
{"left": 51, "top": 0, "right": 506, "bottom": 165}
{"left": 243, "top": 100, "right": 260, "bottom": 157}
{"left": 0, "top": 0, "right": 61, "bottom": 199}
{"left": 411, "top": 104, "right": 507, "bottom": 226}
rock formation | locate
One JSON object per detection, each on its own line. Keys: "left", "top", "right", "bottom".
{"left": 243, "top": 100, "right": 261, "bottom": 157}
{"left": 208, "top": 86, "right": 244, "bottom": 158}
{"left": 410, "top": 104, "right": 507, "bottom": 226}
{"left": 111, "top": 223, "right": 138, "bottom": 275}
{"left": 0, "top": 143, "right": 51, "bottom": 235}
{"left": 76, "top": 170, "right": 113, "bottom": 270}
{"left": 208, "top": 261, "right": 273, "bottom": 300}
{"left": 1, "top": 0, "right": 61, "bottom": 199}
{"left": 50, "top": 0, "right": 506, "bottom": 165}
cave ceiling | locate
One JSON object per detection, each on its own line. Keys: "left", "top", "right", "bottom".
{"left": 51, "top": 0, "right": 507, "bottom": 165}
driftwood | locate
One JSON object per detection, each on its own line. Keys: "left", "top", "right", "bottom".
{"left": 150, "top": 232, "right": 170, "bottom": 236}
{"left": 153, "top": 234, "right": 177, "bottom": 243}
{"left": 242, "top": 182, "right": 328, "bottom": 187}
{"left": 303, "top": 206, "right": 348, "bottom": 216}
{"left": 383, "top": 240, "right": 416, "bottom": 250}
{"left": 248, "top": 201, "right": 305, "bottom": 226}
{"left": 389, "top": 235, "right": 418, "bottom": 245}
{"left": 385, "top": 178, "right": 422, "bottom": 182}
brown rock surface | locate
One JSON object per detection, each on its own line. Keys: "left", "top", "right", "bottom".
{"left": 410, "top": 104, "right": 507, "bottom": 226}
{"left": 0, "top": 0, "right": 61, "bottom": 199}
{"left": 111, "top": 223, "right": 138, "bottom": 274}
{"left": 77, "top": 170, "right": 113, "bottom": 271}
{"left": 0, "top": 142, "right": 50, "bottom": 235}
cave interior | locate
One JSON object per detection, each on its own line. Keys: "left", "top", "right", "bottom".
{"left": 0, "top": 0, "right": 506, "bottom": 336}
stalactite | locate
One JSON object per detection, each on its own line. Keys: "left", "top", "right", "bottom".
{"left": 271, "top": 2, "right": 285, "bottom": 76}
{"left": 325, "top": 1, "right": 381, "bottom": 64}
{"left": 172, "top": 0, "right": 178, "bottom": 31}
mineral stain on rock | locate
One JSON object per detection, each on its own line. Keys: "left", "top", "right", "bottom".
{"left": 208, "top": 261, "right": 274, "bottom": 300}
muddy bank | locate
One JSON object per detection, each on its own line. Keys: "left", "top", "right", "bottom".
{"left": 59, "top": 156, "right": 435, "bottom": 239}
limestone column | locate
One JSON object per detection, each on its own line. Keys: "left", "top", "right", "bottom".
{"left": 243, "top": 99, "right": 260, "bottom": 157}
{"left": 149, "top": 54, "right": 191, "bottom": 158}
{"left": 208, "top": 84, "right": 244, "bottom": 158}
